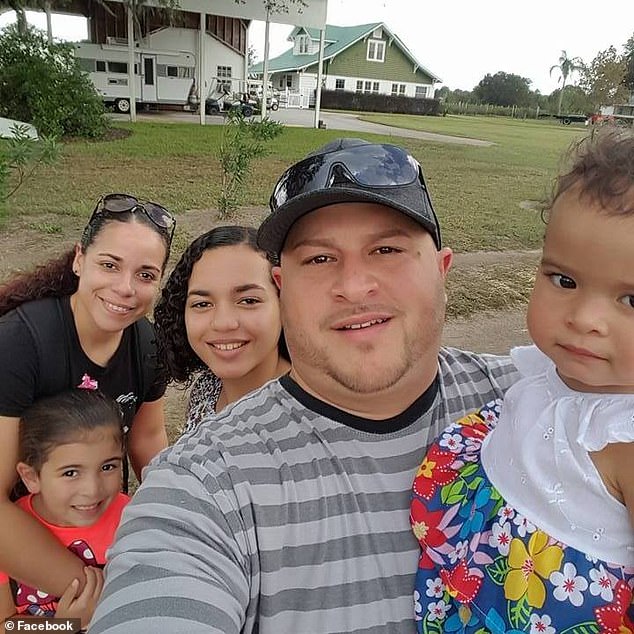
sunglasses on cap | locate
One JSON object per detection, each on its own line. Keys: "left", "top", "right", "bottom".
{"left": 89, "top": 194, "right": 176, "bottom": 242}
{"left": 270, "top": 143, "right": 425, "bottom": 210}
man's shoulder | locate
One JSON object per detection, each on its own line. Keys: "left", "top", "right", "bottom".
{"left": 437, "top": 346, "right": 519, "bottom": 399}
{"left": 439, "top": 346, "right": 513, "bottom": 371}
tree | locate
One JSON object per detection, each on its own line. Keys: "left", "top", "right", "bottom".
{"left": 435, "top": 87, "right": 474, "bottom": 103}
{"left": 472, "top": 72, "right": 532, "bottom": 107}
{"left": 0, "top": 24, "right": 108, "bottom": 137}
{"left": 550, "top": 50, "right": 585, "bottom": 115}
{"left": 248, "top": 44, "right": 258, "bottom": 68}
{"left": 547, "top": 85, "right": 593, "bottom": 115}
{"left": 581, "top": 45, "right": 629, "bottom": 109}
{"left": 623, "top": 33, "right": 634, "bottom": 95}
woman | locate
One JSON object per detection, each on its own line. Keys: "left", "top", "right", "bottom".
{"left": 0, "top": 193, "right": 174, "bottom": 596}
{"left": 154, "top": 225, "right": 290, "bottom": 434}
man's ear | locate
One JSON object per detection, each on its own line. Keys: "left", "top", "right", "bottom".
{"left": 16, "top": 463, "right": 41, "bottom": 495}
{"left": 437, "top": 247, "right": 453, "bottom": 278}
{"left": 272, "top": 266, "right": 282, "bottom": 291}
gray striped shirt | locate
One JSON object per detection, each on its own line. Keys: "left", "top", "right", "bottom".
{"left": 91, "top": 348, "right": 517, "bottom": 634}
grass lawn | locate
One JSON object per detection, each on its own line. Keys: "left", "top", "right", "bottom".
{"left": 357, "top": 113, "right": 589, "bottom": 251}
{"left": 4, "top": 114, "right": 587, "bottom": 254}
{"left": 4, "top": 114, "right": 589, "bottom": 318}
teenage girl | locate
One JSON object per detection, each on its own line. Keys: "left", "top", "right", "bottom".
{"left": 0, "top": 389, "right": 129, "bottom": 629}
{"left": 0, "top": 194, "right": 173, "bottom": 598}
{"left": 154, "top": 225, "right": 290, "bottom": 434}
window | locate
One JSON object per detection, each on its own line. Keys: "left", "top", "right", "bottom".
{"left": 108, "top": 61, "right": 128, "bottom": 74}
{"left": 297, "top": 35, "right": 310, "bottom": 54}
{"left": 77, "top": 58, "right": 95, "bottom": 72}
{"left": 364, "top": 81, "right": 372, "bottom": 93}
{"left": 366, "top": 39, "right": 385, "bottom": 62}
{"left": 335, "top": 78, "right": 345, "bottom": 90}
{"left": 279, "top": 74, "right": 293, "bottom": 89}
{"left": 157, "top": 65, "right": 193, "bottom": 79}
{"left": 217, "top": 65, "right": 232, "bottom": 92}
{"left": 372, "top": 82, "right": 380, "bottom": 93}
{"left": 356, "top": 80, "right": 363, "bottom": 93}
{"left": 96, "top": 60, "right": 106, "bottom": 72}
{"left": 399, "top": 84, "right": 406, "bottom": 96}
{"left": 415, "top": 86, "right": 428, "bottom": 98}
{"left": 391, "top": 83, "right": 398, "bottom": 96}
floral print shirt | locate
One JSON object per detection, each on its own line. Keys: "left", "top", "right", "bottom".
{"left": 410, "top": 399, "right": 634, "bottom": 633}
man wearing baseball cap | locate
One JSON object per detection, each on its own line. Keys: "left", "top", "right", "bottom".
{"left": 92, "top": 139, "right": 518, "bottom": 634}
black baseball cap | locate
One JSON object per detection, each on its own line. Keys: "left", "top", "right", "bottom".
{"left": 257, "top": 138, "right": 442, "bottom": 254}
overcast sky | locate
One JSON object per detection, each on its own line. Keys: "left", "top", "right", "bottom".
{"left": 253, "top": 0, "right": 633, "bottom": 94}
{"left": 2, "top": 0, "right": 632, "bottom": 94}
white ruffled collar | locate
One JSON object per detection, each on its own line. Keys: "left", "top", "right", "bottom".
{"left": 510, "top": 345, "right": 634, "bottom": 451}
{"left": 482, "top": 345, "right": 634, "bottom": 564}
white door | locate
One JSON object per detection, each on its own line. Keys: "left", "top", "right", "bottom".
{"left": 141, "top": 55, "right": 157, "bottom": 103}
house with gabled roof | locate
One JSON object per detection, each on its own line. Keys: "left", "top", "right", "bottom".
{"left": 250, "top": 22, "right": 440, "bottom": 108}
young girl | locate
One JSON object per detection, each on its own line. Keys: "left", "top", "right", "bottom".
{"left": 0, "top": 194, "right": 172, "bottom": 598}
{"left": 154, "top": 225, "right": 290, "bottom": 434}
{"left": 0, "top": 390, "right": 129, "bottom": 629}
{"left": 411, "top": 130, "right": 634, "bottom": 631}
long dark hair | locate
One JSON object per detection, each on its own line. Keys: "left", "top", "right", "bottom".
{"left": 19, "top": 389, "right": 124, "bottom": 472}
{"left": 154, "top": 225, "right": 289, "bottom": 385}
{"left": 0, "top": 199, "right": 172, "bottom": 317}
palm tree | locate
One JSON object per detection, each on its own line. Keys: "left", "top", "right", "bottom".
{"left": 550, "top": 50, "right": 585, "bottom": 115}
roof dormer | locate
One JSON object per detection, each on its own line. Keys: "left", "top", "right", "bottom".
{"left": 293, "top": 28, "right": 313, "bottom": 55}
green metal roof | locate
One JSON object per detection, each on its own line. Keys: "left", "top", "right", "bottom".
{"left": 250, "top": 22, "right": 440, "bottom": 82}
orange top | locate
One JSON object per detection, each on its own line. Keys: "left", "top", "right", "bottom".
{"left": 0, "top": 493, "right": 129, "bottom": 615}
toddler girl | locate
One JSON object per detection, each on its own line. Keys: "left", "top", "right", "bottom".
{"left": 411, "top": 130, "right": 634, "bottom": 631}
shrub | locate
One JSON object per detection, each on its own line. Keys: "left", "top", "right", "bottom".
{"left": 0, "top": 24, "right": 109, "bottom": 138}
{"left": 217, "top": 111, "right": 284, "bottom": 218}
{"left": 0, "top": 124, "right": 59, "bottom": 220}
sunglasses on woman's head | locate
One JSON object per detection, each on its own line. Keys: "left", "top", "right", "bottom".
{"left": 89, "top": 194, "right": 176, "bottom": 242}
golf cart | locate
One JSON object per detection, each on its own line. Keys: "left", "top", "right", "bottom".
{"left": 205, "top": 88, "right": 255, "bottom": 118}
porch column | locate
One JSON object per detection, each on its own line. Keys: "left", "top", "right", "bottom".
{"left": 199, "top": 11, "right": 206, "bottom": 125}
{"left": 314, "top": 28, "right": 325, "bottom": 128}
{"left": 260, "top": 6, "right": 271, "bottom": 119}
{"left": 45, "top": 3, "right": 52, "bottom": 44}
{"left": 127, "top": 6, "right": 136, "bottom": 122}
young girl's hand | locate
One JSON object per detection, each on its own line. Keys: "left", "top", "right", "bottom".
{"left": 55, "top": 566, "right": 104, "bottom": 629}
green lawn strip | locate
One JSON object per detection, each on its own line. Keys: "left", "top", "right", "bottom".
{"left": 4, "top": 117, "right": 585, "bottom": 253}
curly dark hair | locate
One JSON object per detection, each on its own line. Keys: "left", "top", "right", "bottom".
{"left": 154, "top": 225, "right": 288, "bottom": 385}
{"left": 546, "top": 128, "right": 634, "bottom": 219}
{"left": 0, "top": 197, "right": 172, "bottom": 317}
